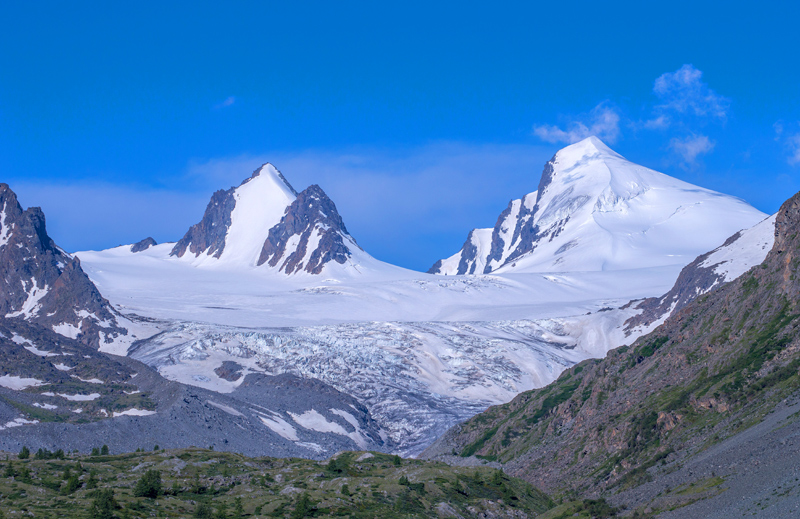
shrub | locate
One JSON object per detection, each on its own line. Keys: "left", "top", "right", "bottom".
{"left": 133, "top": 469, "right": 162, "bottom": 498}
{"left": 194, "top": 502, "right": 213, "bottom": 519}
{"left": 290, "top": 493, "right": 313, "bottom": 519}
{"left": 89, "top": 489, "right": 118, "bottom": 519}
{"left": 86, "top": 469, "right": 99, "bottom": 489}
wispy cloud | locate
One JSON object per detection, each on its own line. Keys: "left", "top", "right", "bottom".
{"left": 8, "top": 182, "right": 208, "bottom": 254}
{"left": 532, "top": 103, "right": 621, "bottom": 144}
{"left": 213, "top": 96, "right": 236, "bottom": 109}
{"left": 669, "top": 134, "right": 715, "bottom": 169}
{"left": 774, "top": 121, "right": 784, "bottom": 140}
{"left": 652, "top": 64, "right": 730, "bottom": 124}
{"left": 533, "top": 65, "right": 728, "bottom": 169}
{"left": 12, "top": 142, "right": 553, "bottom": 270}
{"left": 788, "top": 134, "right": 800, "bottom": 166}
{"left": 773, "top": 121, "right": 800, "bottom": 166}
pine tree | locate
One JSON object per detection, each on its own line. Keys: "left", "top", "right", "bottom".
{"left": 86, "top": 469, "right": 99, "bottom": 489}
{"left": 89, "top": 489, "right": 118, "bottom": 519}
{"left": 232, "top": 497, "right": 244, "bottom": 519}
{"left": 18, "top": 446, "right": 30, "bottom": 459}
{"left": 133, "top": 469, "right": 162, "bottom": 498}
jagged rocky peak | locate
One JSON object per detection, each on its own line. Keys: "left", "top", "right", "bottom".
{"left": 429, "top": 136, "right": 767, "bottom": 276}
{"left": 0, "top": 183, "right": 125, "bottom": 348}
{"left": 170, "top": 163, "right": 298, "bottom": 261}
{"left": 258, "top": 184, "right": 359, "bottom": 274}
{"left": 131, "top": 236, "right": 157, "bottom": 253}
{"left": 166, "top": 162, "right": 367, "bottom": 275}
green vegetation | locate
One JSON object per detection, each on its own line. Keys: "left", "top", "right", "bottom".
{"left": 0, "top": 447, "right": 554, "bottom": 518}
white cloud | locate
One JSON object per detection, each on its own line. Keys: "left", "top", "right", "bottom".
{"left": 641, "top": 115, "right": 670, "bottom": 130}
{"left": 669, "top": 134, "right": 716, "bottom": 168}
{"left": 774, "top": 121, "right": 784, "bottom": 140}
{"left": 533, "top": 103, "right": 621, "bottom": 144}
{"left": 788, "top": 134, "right": 800, "bottom": 166}
{"left": 213, "top": 96, "right": 236, "bottom": 109}
{"left": 653, "top": 65, "right": 729, "bottom": 122}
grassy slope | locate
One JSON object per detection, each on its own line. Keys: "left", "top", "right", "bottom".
{"left": 429, "top": 192, "right": 800, "bottom": 511}
{"left": 0, "top": 448, "right": 553, "bottom": 518}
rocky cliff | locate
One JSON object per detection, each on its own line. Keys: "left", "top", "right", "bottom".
{"left": 0, "top": 184, "right": 126, "bottom": 348}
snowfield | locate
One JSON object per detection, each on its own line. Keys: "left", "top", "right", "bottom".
{"left": 73, "top": 136, "right": 773, "bottom": 455}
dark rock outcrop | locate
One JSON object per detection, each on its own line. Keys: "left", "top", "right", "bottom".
{"left": 624, "top": 232, "right": 742, "bottom": 333}
{"left": 130, "top": 237, "right": 157, "bottom": 253}
{"left": 170, "top": 186, "right": 237, "bottom": 259}
{"left": 0, "top": 184, "right": 125, "bottom": 348}
{"left": 257, "top": 184, "right": 356, "bottom": 274}
{"left": 428, "top": 154, "right": 558, "bottom": 275}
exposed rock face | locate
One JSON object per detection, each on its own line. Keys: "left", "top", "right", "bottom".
{"left": 130, "top": 237, "right": 157, "bottom": 253}
{"left": 423, "top": 189, "right": 800, "bottom": 510}
{"left": 170, "top": 186, "right": 237, "bottom": 259}
{"left": 0, "top": 184, "right": 125, "bottom": 348}
{"left": 257, "top": 184, "right": 357, "bottom": 274}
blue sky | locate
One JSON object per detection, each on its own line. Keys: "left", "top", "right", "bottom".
{"left": 2, "top": 1, "right": 800, "bottom": 271}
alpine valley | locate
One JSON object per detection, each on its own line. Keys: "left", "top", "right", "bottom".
{"left": 2, "top": 136, "right": 797, "bottom": 517}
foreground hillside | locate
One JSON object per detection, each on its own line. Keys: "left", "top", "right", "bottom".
{"left": 424, "top": 190, "right": 800, "bottom": 516}
{"left": 0, "top": 447, "right": 554, "bottom": 518}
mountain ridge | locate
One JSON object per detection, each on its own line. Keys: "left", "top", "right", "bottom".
{"left": 430, "top": 136, "right": 767, "bottom": 276}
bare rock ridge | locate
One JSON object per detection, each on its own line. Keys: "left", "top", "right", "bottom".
{"left": 258, "top": 184, "right": 358, "bottom": 274}
{"left": 130, "top": 236, "right": 157, "bottom": 253}
{"left": 0, "top": 183, "right": 125, "bottom": 348}
{"left": 423, "top": 188, "right": 800, "bottom": 515}
{"left": 169, "top": 182, "right": 239, "bottom": 259}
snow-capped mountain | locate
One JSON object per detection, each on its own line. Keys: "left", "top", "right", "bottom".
{"left": 0, "top": 183, "right": 127, "bottom": 348}
{"left": 429, "top": 136, "right": 767, "bottom": 275}
{"left": 169, "top": 163, "right": 379, "bottom": 276}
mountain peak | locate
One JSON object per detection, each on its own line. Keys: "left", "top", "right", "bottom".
{"left": 0, "top": 183, "right": 125, "bottom": 348}
{"left": 430, "top": 140, "right": 767, "bottom": 276}
{"left": 171, "top": 164, "right": 299, "bottom": 262}
{"left": 248, "top": 163, "right": 298, "bottom": 197}
{"left": 555, "top": 136, "right": 622, "bottom": 165}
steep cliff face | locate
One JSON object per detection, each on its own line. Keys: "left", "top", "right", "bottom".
{"left": 257, "top": 184, "right": 359, "bottom": 274}
{"left": 429, "top": 136, "right": 766, "bottom": 275}
{"left": 0, "top": 184, "right": 126, "bottom": 348}
{"left": 424, "top": 190, "right": 800, "bottom": 507}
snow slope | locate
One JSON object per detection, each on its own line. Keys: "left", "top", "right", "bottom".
{"left": 431, "top": 137, "right": 768, "bottom": 275}
{"left": 73, "top": 145, "right": 779, "bottom": 455}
